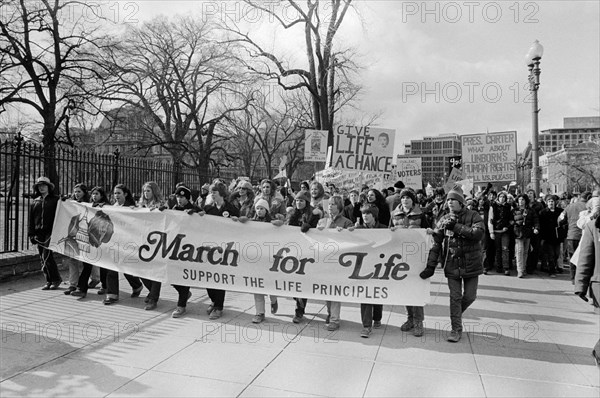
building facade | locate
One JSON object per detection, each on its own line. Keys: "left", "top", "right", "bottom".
{"left": 402, "top": 134, "right": 462, "bottom": 187}
{"left": 538, "top": 116, "right": 600, "bottom": 153}
{"left": 94, "top": 106, "right": 171, "bottom": 161}
{"left": 542, "top": 141, "right": 600, "bottom": 195}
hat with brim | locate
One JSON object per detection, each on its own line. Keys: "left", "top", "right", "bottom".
{"left": 175, "top": 186, "right": 192, "bottom": 200}
{"left": 34, "top": 176, "right": 54, "bottom": 191}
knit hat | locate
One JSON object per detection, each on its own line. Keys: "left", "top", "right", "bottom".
{"left": 255, "top": 198, "right": 270, "bottom": 211}
{"left": 294, "top": 191, "right": 311, "bottom": 203}
{"left": 394, "top": 180, "right": 405, "bottom": 190}
{"left": 175, "top": 186, "right": 191, "bottom": 200}
{"left": 399, "top": 188, "right": 416, "bottom": 204}
{"left": 446, "top": 187, "right": 465, "bottom": 205}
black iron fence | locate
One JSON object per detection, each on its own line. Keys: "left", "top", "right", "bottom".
{"left": 0, "top": 137, "right": 231, "bottom": 253}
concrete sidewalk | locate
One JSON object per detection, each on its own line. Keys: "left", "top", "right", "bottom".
{"left": 1, "top": 269, "right": 599, "bottom": 397}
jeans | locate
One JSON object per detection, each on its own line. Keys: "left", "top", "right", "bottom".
{"left": 141, "top": 278, "right": 161, "bottom": 301}
{"left": 360, "top": 304, "right": 383, "bottom": 328}
{"left": 483, "top": 232, "right": 495, "bottom": 271}
{"left": 326, "top": 301, "right": 341, "bottom": 324}
{"left": 515, "top": 238, "right": 530, "bottom": 275}
{"left": 542, "top": 241, "right": 561, "bottom": 274}
{"left": 254, "top": 295, "right": 278, "bottom": 315}
{"left": 494, "top": 232, "right": 510, "bottom": 271}
{"left": 566, "top": 239, "right": 580, "bottom": 280}
{"left": 77, "top": 262, "right": 93, "bottom": 292}
{"left": 447, "top": 276, "right": 478, "bottom": 332}
{"left": 406, "top": 306, "right": 424, "bottom": 323}
{"left": 65, "top": 257, "right": 83, "bottom": 288}
{"left": 173, "top": 285, "right": 191, "bottom": 307}
{"left": 207, "top": 288, "right": 225, "bottom": 310}
{"left": 106, "top": 271, "right": 142, "bottom": 299}
{"left": 294, "top": 298, "right": 308, "bottom": 317}
{"left": 526, "top": 234, "right": 541, "bottom": 274}
{"left": 37, "top": 235, "right": 61, "bottom": 283}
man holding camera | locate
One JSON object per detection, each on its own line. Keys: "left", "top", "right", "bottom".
{"left": 419, "top": 187, "right": 485, "bottom": 342}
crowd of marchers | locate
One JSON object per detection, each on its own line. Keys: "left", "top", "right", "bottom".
{"left": 26, "top": 176, "right": 599, "bottom": 354}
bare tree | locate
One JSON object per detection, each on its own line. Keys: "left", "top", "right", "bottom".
{"left": 553, "top": 141, "right": 600, "bottom": 191}
{"left": 222, "top": 88, "right": 313, "bottom": 180}
{"left": 225, "top": 0, "right": 361, "bottom": 151}
{"left": 94, "top": 16, "right": 255, "bottom": 185}
{"left": 0, "top": 0, "right": 111, "bottom": 192}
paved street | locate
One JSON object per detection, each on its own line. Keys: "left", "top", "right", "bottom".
{"left": 1, "top": 268, "right": 599, "bottom": 397}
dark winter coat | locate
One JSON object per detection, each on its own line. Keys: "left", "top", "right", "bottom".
{"left": 511, "top": 205, "right": 540, "bottom": 239}
{"left": 425, "top": 207, "right": 485, "bottom": 279}
{"left": 204, "top": 200, "right": 240, "bottom": 218}
{"left": 539, "top": 207, "right": 563, "bottom": 244}
{"left": 28, "top": 194, "right": 60, "bottom": 239}
{"left": 489, "top": 201, "right": 513, "bottom": 231}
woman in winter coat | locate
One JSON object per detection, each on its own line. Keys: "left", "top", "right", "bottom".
{"left": 28, "top": 177, "right": 62, "bottom": 290}
{"left": 511, "top": 194, "right": 540, "bottom": 278}
{"left": 103, "top": 184, "right": 144, "bottom": 305}
{"left": 281, "top": 190, "right": 320, "bottom": 324}
{"left": 138, "top": 181, "right": 165, "bottom": 311}
{"left": 538, "top": 195, "right": 563, "bottom": 277}
{"left": 170, "top": 186, "right": 197, "bottom": 318}
{"left": 63, "top": 183, "right": 91, "bottom": 295}
{"left": 390, "top": 189, "right": 430, "bottom": 337}
{"left": 201, "top": 181, "right": 240, "bottom": 320}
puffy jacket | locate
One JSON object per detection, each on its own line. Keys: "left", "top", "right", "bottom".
{"left": 28, "top": 194, "right": 59, "bottom": 238}
{"left": 392, "top": 205, "right": 430, "bottom": 229}
{"left": 425, "top": 207, "right": 485, "bottom": 279}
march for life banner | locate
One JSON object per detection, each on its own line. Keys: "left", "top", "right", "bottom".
{"left": 331, "top": 125, "right": 396, "bottom": 174}
{"left": 50, "top": 201, "right": 432, "bottom": 306}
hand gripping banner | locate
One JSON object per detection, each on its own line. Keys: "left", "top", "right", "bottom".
{"left": 50, "top": 201, "right": 433, "bottom": 305}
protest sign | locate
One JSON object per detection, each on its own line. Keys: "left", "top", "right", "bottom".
{"left": 315, "top": 168, "right": 386, "bottom": 191}
{"left": 443, "top": 166, "right": 465, "bottom": 193}
{"left": 393, "top": 156, "right": 423, "bottom": 190}
{"left": 304, "top": 129, "right": 328, "bottom": 162}
{"left": 331, "top": 125, "right": 395, "bottom": 173}
{"left": 461, "top": 131, "right": 517, "bottom": 183}
{"left": 50, "top": 201, "right": 432, "bottom": 305}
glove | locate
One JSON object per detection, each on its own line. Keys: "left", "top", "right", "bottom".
{"left": 271, "top": 220, "right": 284, "bottom": 227}
{"left": 238, "top": 216, "right": 248, "bottom": 223}
{"left": 61, "top": 195, "right": 69, "bottom": 201}
{"left": 158, "top": 205, "right": 167, "bottom": 211}
{"left": 300, "top": 223, "right": 311, "bottom": 233}
{"left": 29, "top": 236, "right": 37, "bottom": 245}
{"left": 420, "top": 268, "right": 435, "bottom": 279}
{"left": 445, "top": 218, "right": 456, "bottom": 230}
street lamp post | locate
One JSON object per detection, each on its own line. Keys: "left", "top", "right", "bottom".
{"left": 526, "top": 40, "right": 544, "bottom": 195}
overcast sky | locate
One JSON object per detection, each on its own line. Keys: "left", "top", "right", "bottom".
{"left": 124, "top": 0, "right": 598, "bottom": 155}
{"left": 8, "top": 0, "right": 597, "bottom": 156}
